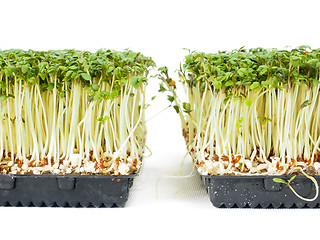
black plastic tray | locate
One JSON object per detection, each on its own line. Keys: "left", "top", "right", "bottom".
{"left": 201, "top": 174, "right": 320, "bottom": 208}
{"left": 0, "top": 174, "right": 136, "bottom": 208}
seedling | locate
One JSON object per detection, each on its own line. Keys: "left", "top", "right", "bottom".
{"left": 273, "top": 170, "right": 319, "bottom": 201}
{"left": 273, "top": 175, "right": 297, "bottom": 185}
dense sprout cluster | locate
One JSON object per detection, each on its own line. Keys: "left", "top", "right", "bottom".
{"left": 0, "top": 49, "right": 154, "bottom": 175}
{"left": 161, "top": 46, "right": 320, "bottom": 176}
{"left": 0, "top": 49, "right": 154, "bottom": 99}
{"left": 181, "top": 46, "right": 320, "bottom": 91}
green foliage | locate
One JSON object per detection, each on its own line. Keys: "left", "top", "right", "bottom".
{"left": 288, "top": 175, "right": 296, "bottom": 183}
{"left": 236, "top": 117, "right": 243, "bottom": 129}
{"left": 47, "top": 83, "right": 54, "bottom": 91}
{"left": 257, "top": 116, "right": 272, "bottom": 125}
{"left": 301, "top": 100, "right": 312, "bottom": 108}
{"left": 250, "top": 82, "right": 261, "bottom": 90}
{"left": 244, "top": 98, "right": 252, "bottom": 107}
{"left": 167, "top": 95, "right": 174, "bottom": 102}
{"left": 0, "top": 94, "right": 14, "bottom": 101}
{"left": 158, "top": 83, "right": 167, "bottom": 92}
{"left": 173, "top": 105, "right": 180, "bottom": 113}
{"left": 183, "top": 102, "right": 192, "bottom": 113}
{"left": 91, "top": 83, "right": 99, "bottom": 91}
{"left": 0, "top": 49, "right": 155, "bottom": 100}
{"left": 273, "top": 175, "right": 296, "bottom": 184}
{"left": 131, "top": 76, "right": 148, "bottom": 89}
{"left": 81, "top": 73, "right": 91, "bottom": 81}
{"left": 0, "top": 94, "right": 7, "bottom": 101}
{"left": 97, "top": 115, "right": 110, "bottom": 122}
{"left": 180, "top": 46, "right": 320, "bottom": 93}
{"left": 273, "top": 178, "right": 287, "bottom": 184}
{"left": 158, "top": 66, "right": 168, "bottom": 74}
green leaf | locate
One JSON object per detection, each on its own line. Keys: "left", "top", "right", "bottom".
{"left": 109, "top": 90, "right": 119, "bottom": 98}
{"left": 39, "top": 73, "right": 46, "bottom": 80}
{"left": 143, "top": 104, "right": 150, "bottom": 109}
{"left": 223, "top": 96, "right": 231, "bottom": 104}
{"left": 257, "top": 116, "right": 272, "bottom": 125}
{"left": 250, "top": 82, "right": 260, "bottom": 90}
{"left": 106, "top": 67, "right": 114, "bottom": 74}
{"left": 4, "top": 68, "right": 13, "bottom": 77}
{"left": 22, "top": 65, "right": 29, "bottom": 74}
{"left": 0, "top": 82, "right": 6, "bottom": 91}
{"left": 224, "top": 72, "right": 234, "bottom": 80}
{"left": 69, "top": 66, "right": 77, "bottom": 70}
{"left": 59, "top": 91, "right": 66, "bottom": 98}
{"left": 234, "top": 96, "right": 242, "bottom": 101}
{"left": 236, "top": 117, "right": 243, "bottom": 129}
{"left": 288, "top": 175, "right": 296, "bottom": 183}
{"left": 298, "top": 45, "right": 311, "bottom": 50}
{"left": 47, "top": 83, "right": 54, "bottom": 91}
{"left": 130, "top": 76, "right": 147, "bottom": 89}
{"left": 212, "top": 80, "right": 222, "bottom": 89}
{"left": 93, "top": 94, "right": 100, "bottom": 101}
{"left": 0, "top": 95, "right": 7, "bottom": 101}
{"left": 185, "top": 55, "right": 193, "bottom": 64}
{"left": 167, "top": 95, "right": 174, "bottom": 103}
{"left": 48, "top": 69, "right": 56, "bottom": 77}
{"left": 244, "top": 98, "right": 252, "bottom": 107}
{"left": 131, "top": 76, "right": 139, "bottom": 89}
{"left": 158, "top": 66, "right": 168, "bottom": 74}
{"left": 66, "top": 70, "right": 73, "bottom": 77}
{"left": 307, "top": 59, "right": 319, "bottom": 66}
{"left": 183, "top": 102, "right": 192, "bottom": 113}
{"left": 301, "top": 100, "right": 312, "bottom": 108}
{"left": 97, "top": 59, "right": 105, "bottom": 65}
{"left": 173, "top": 105, "right": 180, "bottom": 113}
{"left": 81, "top": 73, "right": 91, "bottom": 81}
{"left": 97, "top": 116, "right": 110, "bottom": 122}
{"left": 91, "top": 83, "right": 99, "bottom": 91}
{"left": 159, "top": 83, "right": 167, "bottom": 92}
{"left": 313, "top": 79, "right": 319, "bottom": 86}
{"left": 291, "top": 57, "right": 300, "bottom": 67}
{"left": 273, "top": 178, "right": 287, "bottom": 184}
{"left": 225, "top": 80, "right": 234, "bottom": 87}
{"left": 238, "top": 68, "right": 248, "bottom": 77}
{"left": 151, "top": 96, "right": 156, "bottom": 101}
{"left": 89, "top": 54, "right": 97, "bottom": 61}
{"left": 28, "top": 77, "right": 36, "bottom": 84}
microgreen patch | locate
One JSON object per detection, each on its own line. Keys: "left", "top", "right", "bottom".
{"left": 0, "top": 49, "right": 154, "bottom": 175}
{"left": 158, "top": 46, "right": 320, "bottom": 178}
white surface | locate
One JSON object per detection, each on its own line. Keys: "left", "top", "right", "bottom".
{"left": 1, "top": 0, "right": 320, "bottom": 239}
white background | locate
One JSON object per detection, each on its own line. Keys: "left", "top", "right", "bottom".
{"left": 1, "top": 0, "right": 320, "bottom": 239}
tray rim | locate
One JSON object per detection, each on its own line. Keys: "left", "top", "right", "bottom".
{"left": 0, "top": 173, "right": 138, "bottom": 179}
{"left": 200, "top": 174, "right": 320, "bottom": 179}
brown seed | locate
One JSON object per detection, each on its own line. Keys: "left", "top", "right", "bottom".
{"left": 17, "top": 160, "right": 23, "bottom": 169}
{"left": 28, "top": 160, "right": 35, "bottom": 167}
